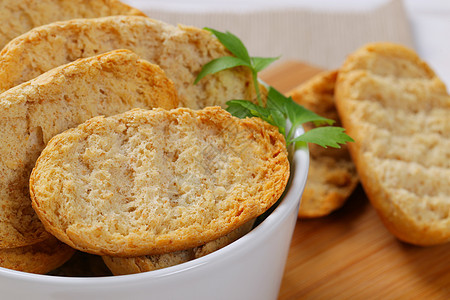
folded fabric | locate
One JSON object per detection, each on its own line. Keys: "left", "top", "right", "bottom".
{"left": 123, "top": 0, "right": 413, "bottom": 70}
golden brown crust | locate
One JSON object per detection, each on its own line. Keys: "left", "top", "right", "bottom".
{"left": 103, "top": 219, "right": 255, "bottom": 275}
{"left": 288, "top": 71, "right": 358, "bottom": 218}
{"left": 0, "top": 0, "right": 145, "bottom": 50}
{"left": 335, "top": 42, "right": 450, "bottom": 245}
{"left": 0, "top": 16, "right": 255, "bottom": 109}
{"left": 0, "top": 236, "right": 75, "bottom": 274}
{"left": 30, "top": 108, "right": 289, "bottom": 256}
{"left": 0, "top": 50, "right": 178, "bottom": 248}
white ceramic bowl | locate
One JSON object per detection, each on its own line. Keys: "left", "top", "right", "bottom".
{"left": 0, "top": 133, "right": 309, "bottom": 300}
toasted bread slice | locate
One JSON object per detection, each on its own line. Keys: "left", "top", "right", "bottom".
{"left": 0, "top": 49, "right": 178, "bottom": 248}
{"left": 102, "top": 219, "right": 255, "bottom": 275}
{"left": 0, "top": 0, "right": 144, "bottom": 50}
{"left": 288, "top": 71, "right": 359, "bottom": 218}
{"left": 30, "top": 107, "right": 289, "bottom": 256}
{"left": 0, "top": 16, "right": 255, "bottom": 109}
{"left": 0, "top": 236, "right": 75, "bottom": 274}
{"left": 335, "top": 42, "right": 450, "bottom": 245}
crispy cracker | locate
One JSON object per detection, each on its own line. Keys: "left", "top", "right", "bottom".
{"left": 30, "top": 108, "right": 289, "bottom": 256}
{"left": 0, "top": 50, "right": 177, "bottom": 248}
{"left": 0, "top": 16, "right": 255, "bottom": 109}
{"left": 0, "top": 236, "right": 74, "bottom": 274}
{"left": 335, "top": 42, "right": 450, "bottom": 245}
{"left": 288, "top": 71, "right": 358, "bottom": 218}
{"left": 0, "top": 0, "right": 144, "bottom": 50}
{"left": 103, "top": 220, "right": 255, "bottom": 275}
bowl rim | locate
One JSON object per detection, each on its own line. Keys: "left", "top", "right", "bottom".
{"left": 0, "top": 129, "right": 309, "bottom": 285}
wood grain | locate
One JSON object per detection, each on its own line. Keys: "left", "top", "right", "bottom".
{"left": 260, "top": 60, "right": 450, "bottom": 300}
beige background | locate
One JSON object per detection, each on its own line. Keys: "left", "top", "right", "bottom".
{"left": 124, "top": 0, "right": 413, "bottom": 69}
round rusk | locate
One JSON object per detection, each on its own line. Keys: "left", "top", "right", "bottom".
{"left": 335, "top": 42, "right": 450, "bottom": 245}
{"left": 0, "top": 0, "right": 145, "bottom": 50}
{"left": 0, "top": 16, "right": 255, "bottom": 109}
{"left": 30, "top": 107, "right": 289, "bottom": 256}
{"left": 0, "top": 49, "right": 178, "bottom": 248}
{"left": 288, "top": 70, "right": 358, "bottom": 218}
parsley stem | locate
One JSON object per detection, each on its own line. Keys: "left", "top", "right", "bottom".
{"left": 286, "top": 126, "right": 295, "bottom": 143}
{"left": 252, "top": 70, "right": 262, "bottom": 106}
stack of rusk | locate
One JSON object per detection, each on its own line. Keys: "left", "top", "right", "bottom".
{"left": 0, "top": 0, "right": 289, "bottom": 275}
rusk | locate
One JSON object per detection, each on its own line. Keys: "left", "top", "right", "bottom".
{"left": 30, "top": 107, "right": 289, "bottom": 256}
{"left": 0, "top": 16, "right": 255, "bottom": 109}
{"left": 335, "top": 42, "right": 450, "bottom": 245}
{"left": 0, "top": 0, "right": 144, "bottom": 50}
{"left": 288, "top": 71, "right": 358, "bottom": 218}
{"left": 0, "top": 49, "right": 178, "bottom": 248}
{"left": 0, "top": 236, "right": 74, "bottom": 274}
{"left": 102, "top": 220, "right": 255, "bottom": 275}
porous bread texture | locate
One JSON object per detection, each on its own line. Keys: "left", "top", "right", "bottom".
{"left": 0, "top": 0, "right": 145, "bottom": 50}
{"left": 30, "top": 107, "right": 289, "bottom": 256}
{"left": 0, "top": 49, "right": 178, "bottom": 248}
{"left": 288, "top": 71, "right": 359, "bottom": 218}
{"left": 0, "top": 236, "right": 75, "bottom": 274}
{"left": 102, "top": 219, "right": 255, "bottom": 275}
{"left": 0, "top": 16, "right": 255, "bottom": 109}
{"left": 335, "top": 42, "right": 450, "bottom": 245}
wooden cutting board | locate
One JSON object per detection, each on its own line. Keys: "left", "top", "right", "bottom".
{"left": 260, "top": 61, "right": 450, "bottom": 300}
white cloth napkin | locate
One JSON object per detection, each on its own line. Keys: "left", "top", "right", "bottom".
{"left": 404, "top": 0, "right": 450, "bottom": 87}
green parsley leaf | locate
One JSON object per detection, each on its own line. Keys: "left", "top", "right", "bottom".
{"left": 195, "top": 28, "right": 279, "bottom": 105}
{"left": 226, "top": 101, "right": 253, "bottom": 119}
{"left": 290, "top": 127, "right": 354, "bottom": 148}
{"left": 252, "top": 56, "right": 280, "bottom": 73}
{"left": 194, "top": 56, "right": 249, "bottom": 84}
{"left": 268, "top": 109, "right": 287, "bottom": 136}
{"left": 226, "top": 100, "right": 270, "bottom": 120}
{"left": 265, "top": 87, "right": 335, "bottom": 141}
{"left": 197, "top": 27, "right": 353, "bottom": 149}
{"left": 226, "top": 100, "right": 288, "bottom": 137}
{"left": 266, "top": 87, "right": 350, "bottom": 147}
{"left": 226, "top": 86, "right": 352, "bottom": 148}
{"left": 286, "top": 101, "right": 334, "bottom": 127}
{"left": 267, "top": 87, "right": 333, "bottom": 126}
{"left": 266, "top": 87, "right": 288, "bottom": 113}
{"left": 204, "top": 28, "right": 251, "bottom": 64}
